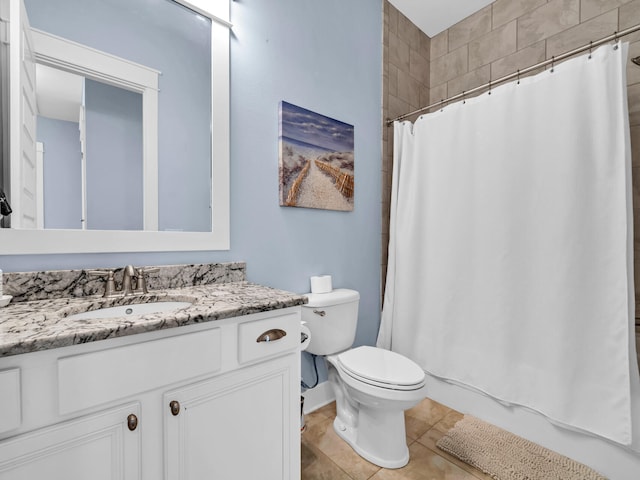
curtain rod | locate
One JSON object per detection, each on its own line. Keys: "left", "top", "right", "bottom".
{"left": 386, "top": 23, "right": 640, "bottom": 126}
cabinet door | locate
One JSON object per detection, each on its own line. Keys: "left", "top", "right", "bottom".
{"left": 0, "top": 403, "right": 141, "bottom": 480}
{"left": 164, "top": 354, "right": 298, "bottom": 480}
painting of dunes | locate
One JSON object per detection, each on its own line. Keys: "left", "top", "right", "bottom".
{"left": 279, "top": 101, "right": 354, "bottom": 211}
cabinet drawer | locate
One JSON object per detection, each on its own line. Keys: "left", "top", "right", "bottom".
{"left": 58, "top": 328, "right": 221, "bottom": 415}
{"left": 238, "top": 312, "right": 300, "bottom": 364}
{"left": 0, "top": 369, "right": 21, "bottom": 434}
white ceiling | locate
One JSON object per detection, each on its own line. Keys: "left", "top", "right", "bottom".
{"left": 388, "top": 0, "right": 494, "bottom": 38}
{"left": 36, "top": 64, "right": 83, "bottom": 123}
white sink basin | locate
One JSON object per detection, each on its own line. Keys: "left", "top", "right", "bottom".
{"left": 66, "top": 301, "right": 192, "bottom": 321}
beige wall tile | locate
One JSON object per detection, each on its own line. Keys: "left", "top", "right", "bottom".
{"left": 419, "top": 85, "right": 430, "bottom": 108}
{"left": 388, "top": 94, "right": 410, "bottom": 121}
{"left": 388, "top": 63, "right": 398, "bottom": 98}
{"left": 389, "top": 31, "right": 409, "bottom": 71}
{"left": 469, "top": 20, "right": 517, "bottom": 70}
{"left": 581, "top": 0, "right": 632, "bottom": 21}
{"left": 491, "top": 41, "right": 546, "bottom": 79}
{"left": 493, "top": 0, "right": 548, "bottom": 28}
{"left": 431, "top": 30, "right": 448, "bottom": 59}
{"left": 620, "top": 0, "right": 640, "bottom": 43}
{"left": 447, "top": 65, "right": 491, "bottom": 98}
{"left": 430, "top": 45, "right": 469, "bottom": 88}
{"left": 387, "top": 1, "right": 398, "bottom": 35}
{"left": 518, "top": 0, "right": 580, "bottom": 48}
{"left": 397, "top": 69, "right": 421, "bottom": 109}
{"left": 631, "top": 125, "right": 640, "bottom": 167}
{"left": 430, "top": 83, "right": 448, "bottom": 106}
{"left": 410, "top": 49, "right": 429, "bottom": 82}
{"left": 628, "top": 83, "right": 640, "bottom": 125}
{"left": 546, "top": 9, "right": 618, "bottom": 57}
{"left": 448, "top": 5, "right": 492, "bottom": 52}
{"left": 398, "top": 10, "right": 422, "bottom": 51}
{"left": 634, "top": 167, "right": 640, "bottom": 248}
{"left": 627, "top": 41, "right": 640, "bottom": 86}
{"left": 420, "top": 34, "right": 431, "bottom": 61}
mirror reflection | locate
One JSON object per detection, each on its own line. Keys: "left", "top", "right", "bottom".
{"left": 37, "top": 65, "right": 144, "bottom": 230}
{"left": 0, "top": 0, "right": 213, "bottom": 233}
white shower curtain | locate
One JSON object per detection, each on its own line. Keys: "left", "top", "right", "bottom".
{"left": 379, "top": 43, "right": 639, "bottom": 445}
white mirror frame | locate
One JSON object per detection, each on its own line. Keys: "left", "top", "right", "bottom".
{"left": 1, "top": 0, "right": 230, "bottom": 254}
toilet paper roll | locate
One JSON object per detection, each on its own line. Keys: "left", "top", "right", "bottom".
{"left": 300, "top": 322, "right": 311, "bottom": 351}
{"left": 310, "top": 275, "right": 332, "bottom": 294}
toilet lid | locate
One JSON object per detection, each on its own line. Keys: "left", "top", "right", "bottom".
{"left": 337, "top": 346, "right": 425, "bottom": 389}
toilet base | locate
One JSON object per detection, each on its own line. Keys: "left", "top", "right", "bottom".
{"left": 332, "top": 414, "right": 409, "bottom": 469}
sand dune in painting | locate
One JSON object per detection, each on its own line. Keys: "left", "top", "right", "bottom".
{"left": 280, "top": 139, "right": 353, "bottom": 211}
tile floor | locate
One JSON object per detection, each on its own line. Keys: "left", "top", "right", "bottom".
{"left": 301, "top": 397, "right": 493, "bottom": 480}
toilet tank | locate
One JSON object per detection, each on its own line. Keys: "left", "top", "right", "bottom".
{"left": 302, "top": 289, "right": 359, "bottom": 356}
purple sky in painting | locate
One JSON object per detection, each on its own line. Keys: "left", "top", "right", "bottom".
{"left": 280, "top": 101, "right": 354, "bottom": 152}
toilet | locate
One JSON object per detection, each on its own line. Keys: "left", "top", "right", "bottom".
{"left": 302, "top": 288, "right": 427, "bottom": 469}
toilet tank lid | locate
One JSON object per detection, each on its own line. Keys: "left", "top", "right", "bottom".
{"left": 303, "top": 289, "right": 359, "bottom": 307}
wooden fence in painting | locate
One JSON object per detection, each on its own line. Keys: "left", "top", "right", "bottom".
{"left": 315, "top": 160, "right": 354, "bottom": 198}
{"left": 285, "top": 160, "right": 311, "bottom": 206}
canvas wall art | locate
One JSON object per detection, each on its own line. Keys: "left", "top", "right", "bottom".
{"left": 279, "top": 101, "right": 354, "bottom": 211}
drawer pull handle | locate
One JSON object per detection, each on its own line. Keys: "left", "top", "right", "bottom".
{"left": 127, "top": 414, "right": 138, "bottom": 431}
{"left": 256, "top": 329, "right": 287, "bottom": 343}
{"left": 313, "top": 309, "right": 326, "bottom": 316}
{"left": 170, "top": 400, "right": 181, "bottom": 416}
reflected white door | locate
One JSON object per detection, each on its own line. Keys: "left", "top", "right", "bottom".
{"left": 8, "top": 0, "right": 37, "bottom": 229}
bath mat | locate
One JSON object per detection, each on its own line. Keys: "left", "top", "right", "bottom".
{"left": 436, "top": 415, "right": 607, "bottom": 480}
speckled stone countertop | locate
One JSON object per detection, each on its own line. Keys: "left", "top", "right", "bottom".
{"left": 0, "top": 282, "right": 307, "bottom": 358}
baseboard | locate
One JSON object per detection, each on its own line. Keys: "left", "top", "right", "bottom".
{"left": 302, "top": 381, "right": 335, "bottom": 414}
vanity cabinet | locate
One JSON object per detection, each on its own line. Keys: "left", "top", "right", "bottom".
{"left": 165, "top": 354, "right": 296, "bottom": 479}
{"left": 0, "top": 307, "right": 301, "bottom": 480}
{"left": 0, "top": 403, "right": 141, "bottom": 480}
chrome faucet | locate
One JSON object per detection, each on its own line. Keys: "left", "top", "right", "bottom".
{"left": 121, "top": 265, "right": 137, "bottom": 296}
{"left": 89, "top": 265, "right": 159, "bottom": 298}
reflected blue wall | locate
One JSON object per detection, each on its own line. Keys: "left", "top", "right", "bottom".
{"left": 85, "top": 79, "right": 143, "bottom": 231}
{"left": 37, "top": 117, "right": 82, "bottom": 229}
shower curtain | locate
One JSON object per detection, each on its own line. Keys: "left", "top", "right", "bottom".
{"left": 378, "top": 43, "right": 639, "bottom": 445}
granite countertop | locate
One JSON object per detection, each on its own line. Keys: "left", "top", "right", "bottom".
{"left": 0, "top": 282, "right": 307, "bottom": 358}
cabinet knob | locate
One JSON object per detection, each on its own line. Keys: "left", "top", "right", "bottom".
{"left": 127, "top": 413, "right": 138, "bottom": 431}
{"left": 170, "top": 400, "right": 181, "bottom": 416}
{"left": 256, "top": 328, "right": 287, "bottom": 343}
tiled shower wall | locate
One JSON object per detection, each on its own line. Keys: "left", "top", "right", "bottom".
{"left": 382, "top": 0, "right": 640, "bottom": 318}
{"left": 381, "top": 2, "right": 430, "bottom": 296}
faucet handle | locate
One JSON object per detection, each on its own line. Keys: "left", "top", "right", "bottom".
{"left": 134, "top": 267, "right": 160, "bottom": 294}
{"left": 87, "top": 270, "right": 117, "bottom": 297}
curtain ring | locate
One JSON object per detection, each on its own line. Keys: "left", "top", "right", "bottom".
{"left": 488, "top": 79, "right": 492, "bottom": 95}
{"left": 462, "top": 90, "right": 466, "bottom": 104}
{"left": 550, "top": 56, "right": 555, "bottom": 73}
{"left": 588, "top": 40, "right": 593, "bottom": 59}
{"left": 517, "top": 69, "right": 520, "bottom": 85}
{"left": 614, "top": 31, "right": 619, "bottom": 50}
{"left": 440, "top": 98, "right": 445, "bottom": 112}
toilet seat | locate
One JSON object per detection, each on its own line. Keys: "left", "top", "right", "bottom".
{"left": 337, "top": 346, "right": 425, "bottom": 391}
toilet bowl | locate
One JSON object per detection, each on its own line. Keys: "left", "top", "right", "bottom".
{"left": 302, "top": 289, "right": 427, "bottom": 468}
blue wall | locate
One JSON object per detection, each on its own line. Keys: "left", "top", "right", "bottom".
{"left": 2, "top": 0, "right": 383, "bottom": 369}
{"left": 85, "top": 79, "right": 143, "bottom": 231}
{"left": 37, "top": 117, "right": 82, "bottom": 229}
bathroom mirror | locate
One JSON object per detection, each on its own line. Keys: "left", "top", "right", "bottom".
{"left": 0, "top": 0, "right": 230, "bottom": 253}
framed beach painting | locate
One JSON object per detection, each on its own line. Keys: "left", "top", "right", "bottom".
{"left": 278, "top": 101, "right": 354, "bottom": 211}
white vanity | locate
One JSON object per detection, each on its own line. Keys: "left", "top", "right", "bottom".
{"left": 0, "top": 264, "right": 304, "bottom": 479}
